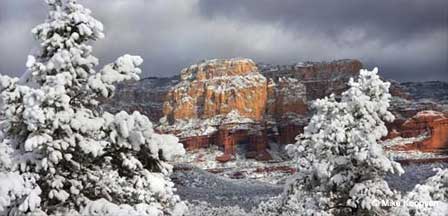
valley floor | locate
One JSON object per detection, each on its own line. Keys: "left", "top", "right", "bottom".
{"left": 172, "top": 162, "right": 448, "bottom": 212}
{"left": 173, "top": 164, "right": 282, "bottom": 211}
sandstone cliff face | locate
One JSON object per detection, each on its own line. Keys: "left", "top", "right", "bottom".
{"left": 163, "top": 58, "right": 268, "bottom": 123}
{"left": 267, "top": 77, "right": 308, "bottom": 120}
{"left": 388, "top": 110, "right": 448, "bottom": 152}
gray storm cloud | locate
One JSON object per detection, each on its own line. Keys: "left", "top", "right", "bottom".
{"left": 0, "top": 0, "right": 447, "bottom": 81}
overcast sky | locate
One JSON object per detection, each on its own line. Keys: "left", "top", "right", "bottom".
{"left": 0, "top": 0, "right": 447, "bottom": 81}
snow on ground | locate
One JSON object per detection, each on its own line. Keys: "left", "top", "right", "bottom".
{"left": 185, "top": 201, "right": 250, "bottom": 216}
{"left": 172, "top": 164, "right": 283, "bottom": 211}
{"left": 176, "top": 145, "right": 290, "bottom": 169}
{"left": 176, "top": 139, "right": 448, "bottom": 186}
{"left": 173, "top": 162, "right": 448, "bottom": 211}
{"left": 173, "top": 145, "right": 448, "bottom": 211}
{"left": 388, "top": 151, "right": 448, "bottom": 161}
{"left": 175, "top": 144, "right": 294, "bottom": 184}
{"left": 382, "top": 135, "right": 428, "bottom": 148}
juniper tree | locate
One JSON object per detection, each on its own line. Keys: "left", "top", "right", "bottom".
{"left": 0, "top": 0, "right": 186, "bottom": 215}
{"left": 278, "top": 68, "right": 404, "bottom": 216}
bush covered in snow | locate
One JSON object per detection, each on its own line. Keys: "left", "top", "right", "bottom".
{"left": 273, "top": 68, "right": 405, "bottom": 215}
{"left": 392, "top": 168, "right": 448, "bottom": 216}
{"left": 0, "top": 0, "right": 185, "bottom": 215}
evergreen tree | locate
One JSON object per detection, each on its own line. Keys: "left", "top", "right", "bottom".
{"left": 278, "top": 68, "right": 404, "bottom": 215}
{"left": 0, "top": 0, "right": 186, "bottom": 215}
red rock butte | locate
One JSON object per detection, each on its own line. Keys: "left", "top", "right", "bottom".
{"left": 158, "top": 58, "right": 364, "bottom": 162}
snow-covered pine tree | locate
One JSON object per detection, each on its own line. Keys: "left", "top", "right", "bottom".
{"left": 277, "top": 68, "right": 404, "bottom": 216}
{"left": 0, "top": 0, "right": 186, "bottom": 215}
{"left": 393, "top": 168, "right": 448, "bottom": 216}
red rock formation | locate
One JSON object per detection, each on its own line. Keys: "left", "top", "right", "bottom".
{"left": 427, "top": 119, "right": 448, "bottom": 151}
{"left": 267, "top": 77, "right": 308, "bottom": 119}
{"left": 215, "top": 129, "right": 236, "bottom": 162}
{"left": 181, "top": 135, "right": 211, "bottom": 151}
{"left": 388, "top": 110, "right": 448, "bottom": 152}
{"left": 250, "top": 131, "right": 272, "bottom": 161}
{"left": 215, "top": 128, "right": 272, "bottom": 162}
{"left": 163, "top": 58, "right": 268, "bottom": 122}
{"left": 384, "top": 129, "right": 401, "bottom": 140}
{"left": 160, "top": 58, "right": 364, "bottom": 162}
